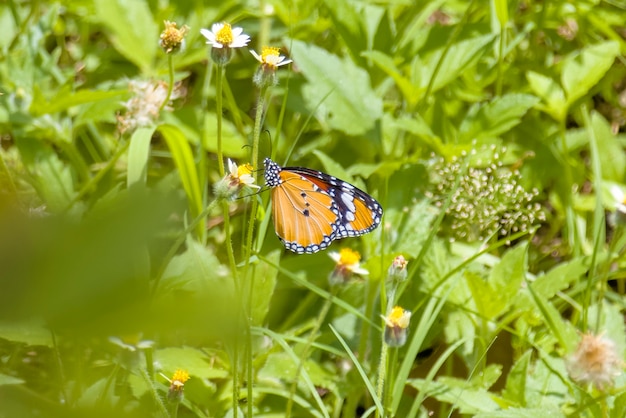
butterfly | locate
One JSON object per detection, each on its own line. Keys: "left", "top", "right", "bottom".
{"left": 263, "top": 158, "right": 383, "bottom": 254}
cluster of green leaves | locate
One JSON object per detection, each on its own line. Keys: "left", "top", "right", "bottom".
{"left": 1, "top": 0, "right": 626, "bottom": 417}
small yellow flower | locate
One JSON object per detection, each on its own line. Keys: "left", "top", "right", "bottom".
{"left": 159, "top": 20, "right": 189, "bottom": 54}
{"left": 328, "top": 248, "right": 369, "bottom": 285}
{"left": 383, "top": 306, "right": 411, "bottom": 347}
{"left": 227, "top": 159, "right": 260, "bottom": 190}
{"left": 250, "top": 46, "right": 292, "bottom": 69}
{"left": 171, "top": 369, "right": 190, "bottom": 387}
{"left": 200, "top": 22, "right": 250, "bottom": 49}
{"left": 214, "top": 159, "right": 259, "bottom": 200}
{"left": 566, "top": 332, "right": 623, "bottom": 390}
{"left": 167, "top": 369, "right": 190, "bottom": 402}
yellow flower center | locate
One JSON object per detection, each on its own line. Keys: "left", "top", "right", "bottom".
{"left": 238, "top": 163, "right": 253, "bottom": 177}
{"left": 216, "top": 23, "right": 234, "bottom": 45}
{"left": 387, "top": 306, "right": 410, "bottom": 328}
{"left": 172, "top": 369, "right": 190, "bottom": 384}
{"left": 261, "top": 46, "right": 280, "bottom": 63}
{"left": 338, "top": 248, "right": 361, "bottom": 266}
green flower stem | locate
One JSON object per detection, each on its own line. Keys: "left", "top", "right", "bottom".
{"left": 241, "top": 85, "right": 268, "bottom": 418}
{"left": 139, "top": 368, "right": 170, "bottom": 418}
{"left": 285, "top": 287, "right": 337, "bottom": 418}
{"left": 159, "top": 55, "right": 175, "bottom": 113}
{"left": 215, "top": 64, "right": 225, "bottom": 177}
{"left": 375, "top": 341, "right": 389, "bottom": 418}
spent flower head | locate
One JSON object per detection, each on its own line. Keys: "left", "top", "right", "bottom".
{"left": 387, "top": 255, "right": 408, "bottom": 284}
{"left": 566, "top": 332, "right": 623, "bottom": 390}
{"left": 428, "top": 148, "right": 545, "bottom": 243}
{"left": 214, "top": 159, "right": 259, "bottom": 200}
{"left": 328, "top": 248, "right": 369, "bottom": 286}
{"left": 159, "top": 20, "right": 189, "bottom": 54}
{"left": 383, "top": 306, "right": 411, "bottom": 347}
{"left": 117, "top": 80, "right": 185, "bottom": 133}
{"left": 251, "top": 46, "right": 292, "bottom": 88}
{"left": 201, "top": 22, "right": 250, "bottom": 65}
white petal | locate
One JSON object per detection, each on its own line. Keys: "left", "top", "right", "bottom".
{"left": 231, "top": 27, "right": 243, "bottom": 37}
{"left": 250, "top": 49, "right": 263, "bottom": 62}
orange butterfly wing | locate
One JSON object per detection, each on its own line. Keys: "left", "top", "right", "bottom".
{"left": 270, "top": 171, "right": 338, "bottom": 253}
{"left": 264, "top": 158, "right": 383, "bottom": 254}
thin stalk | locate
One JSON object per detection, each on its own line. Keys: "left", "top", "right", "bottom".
{"left": 159, "top": 55, "right": 175, "bottom": 112}
{"left": 374, "top": 342, "right": 389, "bottom": 418}
{"left": 285, "top": 287, "right": 337, "bottom": 417}
{"left": 215, "top": 65, "right": 226, "bottom": 177}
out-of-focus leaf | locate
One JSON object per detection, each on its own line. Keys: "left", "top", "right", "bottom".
{"left": 154, "top": 347, "right": 228, "bottom": 379}
{"left": 0, "top": 373, "right": 24, "bottom": 386}
{"left": 292, "top": 40, "right": 383, "bottom": 136}
{"left": 250, "top": 250, "right": 278, "bottom": 326}
{"left": 591, "top": 112, "right": 626, "bottom": 182}
{"left": 562, "top": 41, "right": 620, "bottom": 106}
{"left": 501, "top": 349, "right": 531, "bottom": 406}
{"left": 362, "top": 50, "right": 418, "bottom": 106}
{"left": 459, "top": 94, "right": 540, "bottom": 142}
{"left": 158, "top": 124, "right": 203, "bottom": 238}
{"left": 526, "top": 71, "right": 566, "bottom": 122}
{"left": 0, "top": 320, "right": 52, "bottom": 347}
{"left": 408, "top": 377, "right": 500, "bottom": 414}
{"left": 93, "top": 0, "right": 158, "bottom": 73}
{"left": 467, "top": 243, "right": 527, "bottom": 320}
{"left": 419, "top": 34, "right": 495, "bottom": 95}
{"left": 321, "top": 0, "right": 366, "bottom": 60}
{"left": 29, "top": 86, "right": 127, "bottom": 116}
{"left": 127, "top": 127, "right": 155, "bottom": 187}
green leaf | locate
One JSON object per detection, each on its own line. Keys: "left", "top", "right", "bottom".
{"left": 127, "top": 127, "right": 155, "bottom": 187}
{"left": 419, "top": 34, "right": 495, "bottom": 94}
{"left": 526, "top": 71, "right": 566, "bottom": 122}
{"left": 154, "top": 347, "right": 228, "bottom": 380}
{"left": 475, "top": 408, "right": 565, "bottom": 418}
{"left": 408, "top": 377, "right": 500, "bottom": 414}
{"left": 459, "top": 94, "right": 540, "bottom": 142}
{"left": 158, "top": 124, "right": 203, "bottom": 238}
{"left": 362, "top": 50, "right": 418, "bottom": 106}
{"left": 291, "top": 40, "right": 383, "bottom": 136}
{"left": 250, "top": 250, "right": 278, "bottom": 326}
{"left": 591, "top": 112, "right": 626, "bottom": 182}
{"left": 93, "top": 0, "right": 158, "bottom": 73}
{"left": 393, "top": 199, "right": 436, "bottom": 258}
{"left": 501, "top": 349, "right": 531, "bottom": 406}
{"left": 321, "top": 0, "right": 367, "bottom": 60}
{"left": 29, "top": 86, "right": 127, "bottom": 116}
{"left": 467, "top": 244, "right": 527, "bottom": 320}
{"left": 562, "top": 41, "right": 620, "bottom": 106}
{"left": 0, "top": 320, "right": 52, "bottom": 347}
{"left": 0, "top": 373, "right": 24, "bottom": 386}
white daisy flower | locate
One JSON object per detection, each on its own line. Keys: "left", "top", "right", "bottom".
{"left": 200, "top": 22, "right": 250, "bottom": 49}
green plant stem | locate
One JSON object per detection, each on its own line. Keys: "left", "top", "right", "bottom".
{"left": 215, "top": 64, "right": 225, "bottom": 177}
{"left": 375, "top": 341, "right": 389, "bottom": 418}
{"left": 285, "top": 287, "right": 337, "bottom": 418}
{"left": 159, "top": 55, "right": 175, "bottom": 113}
{"left": 139, "top": 368, "right": 170, "bottom": 418}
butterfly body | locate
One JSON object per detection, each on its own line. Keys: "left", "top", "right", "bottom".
{"left": 264, "top": 158, "right": 383, "bottom": 254}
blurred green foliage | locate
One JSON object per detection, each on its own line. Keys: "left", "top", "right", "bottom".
{"left": 1, "top": 0, "right": 626, "bottom": 417}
